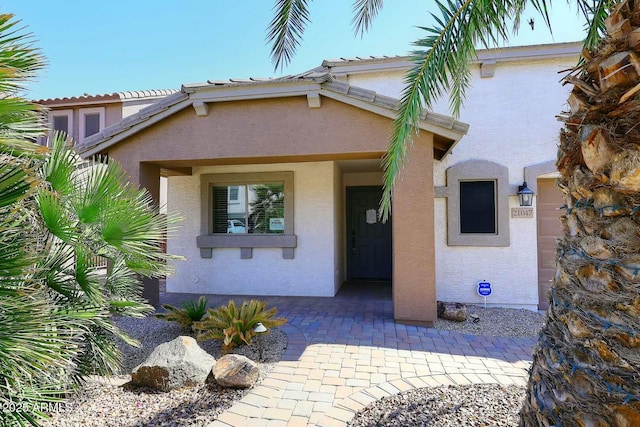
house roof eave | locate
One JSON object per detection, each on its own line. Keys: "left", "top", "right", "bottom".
{"left": 323, "top": 41, "right": 583, "bottom": 77}
{"left": 79, "top": 75, "right": 467, "bottom": 160}
{"left": 79, "top": 91, "right": 191, "bottom": 158}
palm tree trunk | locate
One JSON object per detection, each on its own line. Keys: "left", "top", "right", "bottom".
{"left": 520, "top": 2, "right": 640, "bottom": 425}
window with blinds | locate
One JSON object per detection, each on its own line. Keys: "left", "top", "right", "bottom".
{"left": 212, "top": 183, "right": 285, "bottom": 234}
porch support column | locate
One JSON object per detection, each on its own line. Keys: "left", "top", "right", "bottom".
{"left": 139, "top": 162, "right": 161, "bottom": 307}
{"left": 392, "top": 136, "right": 437, "bottom": 326}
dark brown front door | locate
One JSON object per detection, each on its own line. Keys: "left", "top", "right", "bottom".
{"left": 346, "top": 186, "right": 392, "bottom": 280}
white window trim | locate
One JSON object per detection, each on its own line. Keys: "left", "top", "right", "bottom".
{"left": 49, "top": 109, "right": 73, "bottom": 141}
{"left": 78, "top": 107, "right": 106, "bottom": 145}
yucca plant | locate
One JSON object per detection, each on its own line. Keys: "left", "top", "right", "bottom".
{"left": 157, "top": 296, "right": 208, "bottom": 330}
{"left": 194, "top": 299, "right": 286, "bottom": 350}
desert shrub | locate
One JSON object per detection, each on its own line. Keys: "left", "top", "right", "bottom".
{"left": 0, "top": 14, "right": 182, "bottom": 426}
{"left": 157, "top": 296, "right": 208, "bottom": 330}
{"left": 194, "top": 299, "right": 286, "bottom": 350}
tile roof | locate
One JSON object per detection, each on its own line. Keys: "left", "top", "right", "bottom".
{"left": 36, "top": 92, "right": 120, "bottom": 105}
{"left": 322, "top": 55, "right": 406, "bottom": 66}
{"left": 117, "top": 89, "right": 179, "bottom": 99}
{"left": 181, "top": 67, "right": 329, "bottom": 90}
{"left": 79, "top": 60, "right": 471, "bottom": 158}
{"left": 35, "top": 89, "right": 179, "bottom": 105}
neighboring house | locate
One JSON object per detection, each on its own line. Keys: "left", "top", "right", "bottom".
{"left": 77, "top": 42, "right": 580, "bottom": 325}
{"left": 36, "top": 89, "right": 179, "bottom": 214}
{"left": 37, "top": 89, "right": 178, "bottom": 146}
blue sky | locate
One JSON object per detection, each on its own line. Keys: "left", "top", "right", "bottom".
{"left": 4, "top": 1, "right": 588, "bottom": 101}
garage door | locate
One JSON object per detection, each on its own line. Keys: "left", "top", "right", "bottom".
{"left": 536, "top": 178, "right": 564, "bottom": 310}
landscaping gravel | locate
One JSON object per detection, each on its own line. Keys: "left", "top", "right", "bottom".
{"left": 42, "top": 306, "right": 544, "bottom": 426}
{"left": 42, "top": 316, "right": 287, "bottom": 427}
{"left": 433, "top": 305, "right": 545, "bottom": 339}
{"left": 348, "top": 384, "right": 526, "bottom": 427}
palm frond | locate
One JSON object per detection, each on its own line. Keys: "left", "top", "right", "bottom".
{"left": 267, "top": 0, "right": 312, "bottom": 71}
{"left": 576, "top": 0, "right": 608, "bottom": 50}
{"left": 37, "top": 189, "right": 76, "bottom": 243}
{"left": 73, "top": 244, "right": 106, "bottom": 304}
{"left": 41, "top": 132, "right": 78, "bottom": 195}
{"left": 0, "top": 136, "right": 47, "bottom": 157}
{"left": 72, "top": 160, "right": 127, "bottom": 224}
{"left": 0, "top": 210, "right": 35, "bottom": 277}
{"left": 0, "top": 156, "right": 35, "bottom": 208}
{"left": 380, "top": 0, "right": 532, "bottom": 219}
{"left": 73, "top": 317, "right": 125, "bottom": 377}
{"left": 0, "top": 97, "right": 45, "bottom": 139}
{"left": 351, "top": 0, "right": 384, "bottom": 37}
{"left": 0, "top": 14, "right": 46, "bottom": 95}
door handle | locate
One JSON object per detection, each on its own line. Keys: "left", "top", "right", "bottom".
{"left": 351, "top": 231, "right": 356, "bottom": 254}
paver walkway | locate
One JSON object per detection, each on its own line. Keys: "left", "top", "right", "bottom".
{"left": 160, "top": 283, "right": 536, "bottom": 427}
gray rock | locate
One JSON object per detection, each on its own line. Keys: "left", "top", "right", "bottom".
{"left": 213, "top": 354, "right": 259, "bottom": 388}
{"left": 131, "top": 336, "right": 216, "bottom": 391}
{"left": 437, "top": 301, "right": 468, "bottom": 322}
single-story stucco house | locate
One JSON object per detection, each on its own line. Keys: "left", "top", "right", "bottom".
{"left": 76, "top": 41, "right": 580, "bottom": 325}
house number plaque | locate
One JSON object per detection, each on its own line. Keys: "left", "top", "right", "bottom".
{"left": 511, "top": 207, "right": 534, "bottom": 218}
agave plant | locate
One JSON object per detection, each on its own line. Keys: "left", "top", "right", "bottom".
{"left": 194, "top": 299, "right": 286, "bottom": 350}
{"left": 157, "top": 296, "right": 209, "bottom": 330}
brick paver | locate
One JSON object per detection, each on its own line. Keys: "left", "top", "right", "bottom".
{"left": 161, "top": 283, "right": 536, "bottom": 427}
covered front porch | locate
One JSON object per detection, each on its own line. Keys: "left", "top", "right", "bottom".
{"left": 80, "top": 76, "right": 468, "bottom": 325}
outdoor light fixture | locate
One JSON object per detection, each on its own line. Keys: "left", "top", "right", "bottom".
{"left": 518, "top": 181, "right": 535, "bottom": 206}
{"left": 254, "top": 322, "right": 267, "bottom": 362}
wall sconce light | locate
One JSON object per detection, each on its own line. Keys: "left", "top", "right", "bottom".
{"left": 254, "top": 322, "right": 267, "bottom": 361}
{"left": 518, "top": 181, "right": 534, "bottom": 206}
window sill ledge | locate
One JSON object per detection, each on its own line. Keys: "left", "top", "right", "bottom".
{"left": 196, "top": 234, "right": 297, "bottom": 259}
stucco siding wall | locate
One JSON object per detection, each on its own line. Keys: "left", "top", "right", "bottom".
{"left": 122, "top": 99, "right": 168, "bottom": 118}
{"left": 349, "top": 55, "right": 575, "bottom": 309}
{"left": 104, "top": 104, "right": 123, "bottom": 128}
{"left": 166, "top": 161, "right": 337, "bottom": 296}
{"left": 110, "top": 97, "right": 390, "bottom": 168}
{"left": 433, "top": 197, "right": 539, "bottom": 308}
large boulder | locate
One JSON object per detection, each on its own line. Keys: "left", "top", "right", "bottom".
{"left": 213, "top": 354, "right": 259, "bottom": 388}
{"left": 437, "top": 301, "right": 468, "bottom": 322}
{"left": 131, "top": 336, "right": 216, "bottom": 391}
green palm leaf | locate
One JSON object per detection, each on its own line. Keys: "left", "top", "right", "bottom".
{"left": 267, "top": 0, "right": 312, "bottom": 70}
{"left": 352, "top": 0, "right": 384, "bottom": 37}
{"left": 0, "top": 157, "right": 35, "bottom": 208}
{"left": 41, "top": 132, "right": 78, "bottom": 195}
{"left": 37, "top": 189, "right": 76, "bottom": 242}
